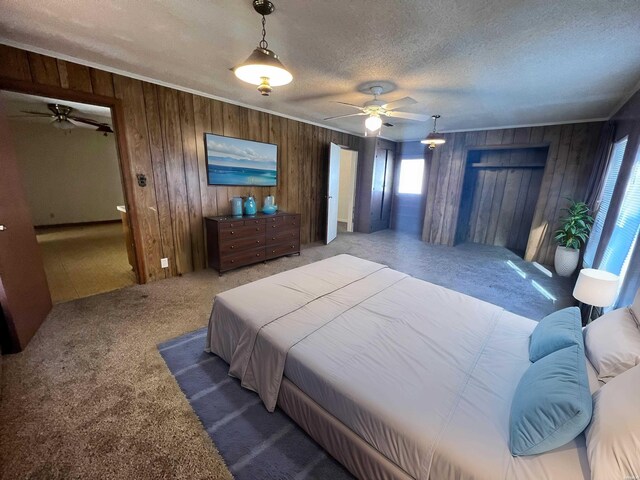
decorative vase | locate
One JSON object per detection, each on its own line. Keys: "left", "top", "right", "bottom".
{"left": 554, "top": 246, "right": 580, "bottom": 277}
{"left": 230, "top": 197, "right": 243, "bottom": 217}
{"left": 243, "top": 195, "right": 257, "bottom": 216}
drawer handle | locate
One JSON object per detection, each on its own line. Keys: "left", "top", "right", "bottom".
{"left": 290, "top": 245, "right": 294, "bottom": 249}
{"left": 256, "top": 227, "right": 260, "bottom": 231}
{"left": 272, "top": 225, "right": 276, "bottom": 228}
{"left": 231, "top": 260, "right": 235, "bottom": 263}
{"left": 272, "top": 250, "right": 276, "bottom": 253}
{"left": 256, "top": 240, "right": 261, "bottom": 244}
{"left": 230, "top": 231, "right": 235, "bottom": 235}
{"left": 272, "top": 236, "right": 276, "bottom": 240}
{"left": 231, "top": 245, "right": 235, "bottom": 249}
{"left": 256, "top": 253, "right": 260, "bottom": 257}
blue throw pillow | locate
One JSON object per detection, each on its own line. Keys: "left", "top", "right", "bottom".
{"left": 509, "top": 344, "right": 592, "bottom": 456}
{"left": 529, "top": 306, "right": 581, "bottom": 362}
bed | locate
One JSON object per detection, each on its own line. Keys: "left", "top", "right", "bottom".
{"left": 206, "top": 254, "right": 592, "bottom": 479}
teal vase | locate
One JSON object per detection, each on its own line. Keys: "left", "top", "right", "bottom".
{"left": 244, "top": 195, "right": 257, "bottom": 216}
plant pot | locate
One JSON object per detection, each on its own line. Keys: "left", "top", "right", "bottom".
{"left": 554, "top": 246, "right": 580, "bottom": 277}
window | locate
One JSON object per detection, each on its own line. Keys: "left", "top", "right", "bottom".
{"left": 397, "top": 158, "right": 424, "bottom": 194}
{"left": 599, "top": 147, "right": 640, "bottom": 287}
{"left": 583, "top": 137, "right": 628, "bottom": 267}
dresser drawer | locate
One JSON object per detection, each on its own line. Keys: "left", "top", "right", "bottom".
{"left": 266, "top": 227, "right": 299, "bottom": 246}
{"left": 220, "top": 247, "right": 266, "bottom": 271}
{"left": 244, "top": 217, "right": 266, "bottom": 227}
{"left": 266, "top": 241, "right": 300, "bottom": 259}
{"left": 219, "top": 235, "right": 264, "bottom": 254}
{"left": 265, "top": 216, "right": 284, "bottom": 229}
{"left": 284, "top": 214, "right": 300, "bottom": 228}
{"left": 219, "top": 223, "right": 265, "bottom": 242}
{"left": 218, "top": 219, "right": 245, "bottom": 229}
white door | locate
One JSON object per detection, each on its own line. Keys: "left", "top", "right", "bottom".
{"left": 326, "top": 143, "right": 341, "bottom": 244}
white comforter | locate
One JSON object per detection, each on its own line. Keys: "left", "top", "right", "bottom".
{"left": 206, "top": 254, "right": 590, "bottom": 480}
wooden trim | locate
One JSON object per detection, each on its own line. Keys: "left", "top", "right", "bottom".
{"left": 465, "top": 143, "right": 551, "bottom": 151}
{"left": 34, "top": 219, "right": 122, "bottom": 229}
{"left": 0, "top": 75, "right": 145, "bottom": 284}
{"left": 470, "top": 163, "right": 546, "bottom": 169}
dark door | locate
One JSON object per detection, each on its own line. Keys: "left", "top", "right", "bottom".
{"left": 0, "top": 102, "right": 52, "bottom": 353}
{"left": 370, "top": 146, "right": 395, "bottom": 232}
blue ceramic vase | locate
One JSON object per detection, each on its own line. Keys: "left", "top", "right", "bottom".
{"left": 244, "top": 195, "right": 257, "bottom": 216}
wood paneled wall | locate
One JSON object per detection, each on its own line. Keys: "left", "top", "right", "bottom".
{"left": 0, "top": 45, "right": 361, "bottom": 282}
{"left": 420, "top": 123, "right": 603, "bottom": 265}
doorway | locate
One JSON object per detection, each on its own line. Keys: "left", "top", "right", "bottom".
{"left": 326, "top": 143, "right": 359, "bottom": 244}
{"left": 390, "top": 157, "right": 426, "bottom": 236}
{"left": 2, "top": 90, "right": 137, "bottom": 303}
{"left": 455, "top": 146, "right": 548, "bottom": 257}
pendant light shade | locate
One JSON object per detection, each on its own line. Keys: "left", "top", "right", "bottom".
{"left": 365, "top": 114, "right": 383, "bottom": 132}
{"left": 233, "top": 0, "right": 292, "bottom": 96}
{"left": 421, "top": 114, "right": 446, "bottom": 150}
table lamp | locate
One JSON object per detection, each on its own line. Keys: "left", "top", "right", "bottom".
{"left": 573, "top": 268, "right": 620, "bottom": 323}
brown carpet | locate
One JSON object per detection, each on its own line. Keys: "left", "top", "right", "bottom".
{"left": 36, "top": 223, "right": 136, "bottom": 304}
{"left": 0, "top": 229, "right": 574, "bottom": 479}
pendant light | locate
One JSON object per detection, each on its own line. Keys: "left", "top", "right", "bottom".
{"left": 233, "top": 0, "right": 292, "bottom": 96}
{"left": 365, "top": 114, "right": 383, "bottom": 133}
{"left": 421, "top": 114, "right": 446, "bottom": 150}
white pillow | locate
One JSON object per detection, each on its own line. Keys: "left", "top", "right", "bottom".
{"left": 583, "top": 307, "right": 640, "bottom": 382}
{"left": 585, "top": 364, "right": 640, "bottom": 480}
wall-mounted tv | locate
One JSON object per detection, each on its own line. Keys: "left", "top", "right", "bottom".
{"left": 205, "top": 133, "right": 277, "bottom": 186}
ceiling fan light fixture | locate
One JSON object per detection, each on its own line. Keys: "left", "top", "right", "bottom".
{"left": 233, "top": 0, "right": 292, "bottom": 96}
{"left": 421, "top": 114, "right": 446, "bottom": 149}
{"left": 52, "top": 118, "right": 74, "bottom": 130}
{"left": 365, "top": 114, "right": 383, "bottom": 132}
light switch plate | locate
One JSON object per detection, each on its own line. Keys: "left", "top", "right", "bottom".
{"left": 161, "top": 258, "right": 169, "bottom": 268}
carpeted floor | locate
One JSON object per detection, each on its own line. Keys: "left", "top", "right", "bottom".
{"left": 36, "top": 222, "right": 136, "bottom": 304}
{"left": 0, "top": 229, "right": 575, "bottom": 479}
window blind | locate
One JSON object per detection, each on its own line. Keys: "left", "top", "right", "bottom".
{"left": 599, "top": 146, "right": 640, "bottom": 282}
{"left": 583, "top": 137, "right": 628, "bottom": 267}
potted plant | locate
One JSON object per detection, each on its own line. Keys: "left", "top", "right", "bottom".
{"left": 553, "top": 200, "right": 594, "bottom": 277}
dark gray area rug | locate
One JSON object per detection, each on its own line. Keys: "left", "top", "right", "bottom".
{"left": 159, "top": 329, "right": 354, "bottom": 480}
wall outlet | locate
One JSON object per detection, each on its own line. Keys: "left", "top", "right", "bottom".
{"left": 161, "top": 258, "right": 169, "bottom": 269}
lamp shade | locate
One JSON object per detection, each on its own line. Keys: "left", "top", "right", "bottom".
{"left": 420, "top": 131, "right": 446, "bottom": 145}
{"left": 573, "top": 268, "right": 619, "bottom": 307}
{"left": 365, "top": 115, "right": 382, "bottom": 132}
{"left": 234, "top": 48, "right": 292, "bottom": 87}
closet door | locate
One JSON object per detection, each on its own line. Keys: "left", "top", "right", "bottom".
{"left": 370, "top": 146, "right": 395, "bottom": 232}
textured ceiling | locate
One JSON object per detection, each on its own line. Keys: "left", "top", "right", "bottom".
{"left": 1, "top": 0, "right": 639, "bottom": 141}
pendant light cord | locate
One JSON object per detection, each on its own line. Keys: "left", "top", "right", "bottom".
{"left": 259, "top": 15, "right": 269, "bottom": 50}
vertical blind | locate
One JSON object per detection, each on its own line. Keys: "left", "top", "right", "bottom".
{"left": 583, "top": 137, "right": 628, "bottom": 267}
{"left": 599, "top": 145, "right": 640, "bottom": 295}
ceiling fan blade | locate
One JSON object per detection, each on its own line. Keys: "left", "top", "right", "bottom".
{"left": 323, "top": 112, "right": 367, "bottom": 121}
{"left": 382, "top": 122, "right": 394, "bottom": 127}
{"left": 334, "top": 101, "right": 365, "bottom": 110}
{"left": 381, "top": 97, "right": 417, "bottom": 111}
{"left": 19, "top": 110, "right": 55, "bottom": 117}
{"left": 69, "top": 116, "right": 107, "bottom": 128}
{"left": 385, "top": 111, "right": 430, "bottom": 122}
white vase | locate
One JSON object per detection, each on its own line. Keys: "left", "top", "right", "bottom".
{"left": 554, "top": 246, "right": 580, "bottom": 277}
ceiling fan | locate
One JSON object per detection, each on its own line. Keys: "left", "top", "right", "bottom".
{"left": 11, "top": 104, "right": 114, "bottom": 135}
{"left": 323, "top": 86, "right": 429, "bottom": 133}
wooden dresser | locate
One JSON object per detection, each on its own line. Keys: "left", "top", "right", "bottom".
{"left": 205, "top": 212, "right": 301, "bottom": 273}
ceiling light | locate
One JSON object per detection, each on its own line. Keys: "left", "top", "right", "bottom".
{"left": 234, "top": 0, "right": 292, "bottom": 96}
{"left": 365, "top": 114, "right": 383, "bottom": 132}
{"left": 421, "top": 114, "right": 446, "bottom": 150}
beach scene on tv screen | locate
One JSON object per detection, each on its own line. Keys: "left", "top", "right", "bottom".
{"left": 206, "top": 134, "right": 277, "bottom": 186}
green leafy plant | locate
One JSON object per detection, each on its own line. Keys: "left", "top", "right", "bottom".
{"left": 554, "top": 199, "right": 594, "bottom": 250}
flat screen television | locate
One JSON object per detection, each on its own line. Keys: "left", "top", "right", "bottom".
{"left": 205, "top": 133, "right": 278, "bottom": 186}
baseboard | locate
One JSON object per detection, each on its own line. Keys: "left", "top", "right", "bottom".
{"left": 34, "top": 219, "right": 122, "bottom": 229}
